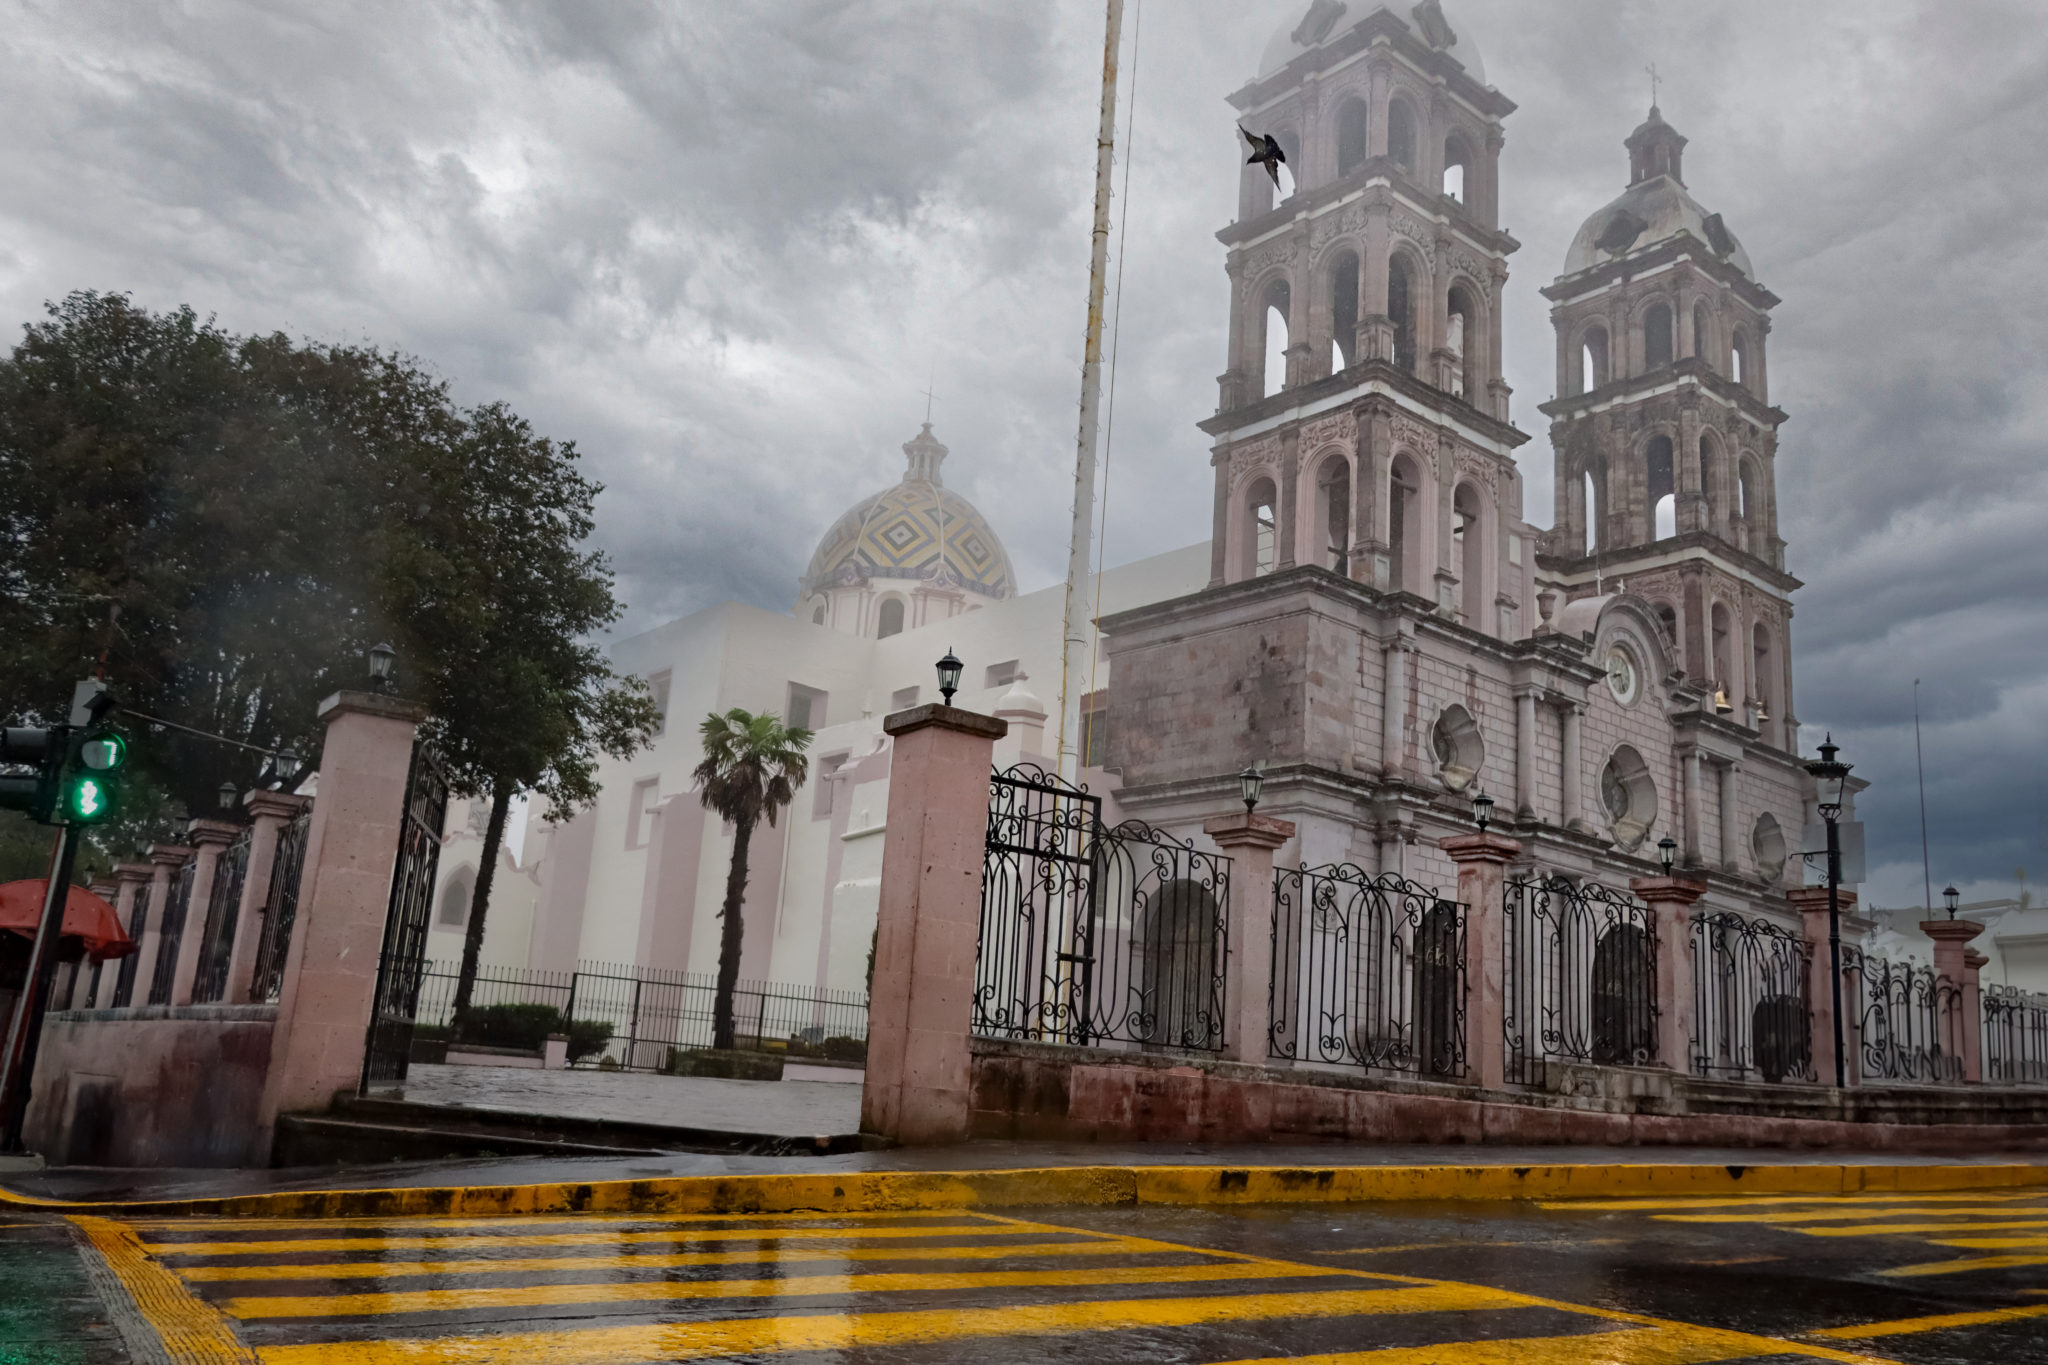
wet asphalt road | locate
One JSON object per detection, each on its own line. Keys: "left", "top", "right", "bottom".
{"left": 4, "top": 1187, "right": 2045, "bottom": 1362}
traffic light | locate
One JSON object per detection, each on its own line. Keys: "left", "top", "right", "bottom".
{"left": 60, "top": 728, "right": 124, "bottom": 824}
{"left": 0, "top": 725, "right": 126, "bottom": 825}
{"left": 0, "top": 727, "right": 60, "bottom": 821}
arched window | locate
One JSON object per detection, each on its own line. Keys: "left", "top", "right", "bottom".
{"left": 1752, "top": 623, "right": 1776, "bottom": 730}
{"left": 1581, "top": 326, "right": 1609, "bottom": 394}
{"left": 1246, "top": 477, "right": 1278, "bottom": 578}
{"left": 437, "top": 869, "right": 474, "bottom": 928}
{"left": 1698, "top": 436, "right": 1719, "bottom": 531}
{"left": 1336, "top": 97, "right": 1369, "bottom": 176}
{"left": 1388, "top": 256, "right": 1416, "bottom": 374}
{"left": 877, "top": 597, "right": 905, "bottom": 638}
{"left": 1387, "top": 99, "right": 1416, "bottom": 173}
{"left": 1262, "top": 279, "right": 1292, "bottom": 398}
{"left": 1389, "top": 455, "right": 1421, "bottom": 592}
{"left": 1316, "top": 455, "right": 1351, "bottom": 573}
{"left": 1692, "top": 302, "right": 1710, "bottom": 366}
{"left": 1453, "top": 482, "right": 1484, "bottom": 624}
{"left": 1644, "top": 302, "right": 1674, "bottom": 370}
{"left": 1710, "top": 602, "right": 1733, "bottom": 695}
{"left": 1654, "top": 601, "right": 1679, "bottom": 647}
{"left": 1443, "top": 132, "right": 1472, "bottom": 204}
{"left": 1582, "top": 458, "right": 1607, "bottom": 555}
{"left": 1738, "top": 459, "right": 1757, "bottom": 522}
{"left": 1731, "top": 331, "right": 1749, "bottom": 387}
{"left": 1647, "top": 434, "right": 1675, "bottom": 542}
{"left": 1329, "top": 252, "right": 1359, "bottom": 372}
{"left": 811, "top": 604, "right": 826, "bottom": 625}
{"left": 1445, "top": 284, "right": 1477, "bottom": 399}
{"left": 1272, "top": 129, "right": 1300, "bottom": 200}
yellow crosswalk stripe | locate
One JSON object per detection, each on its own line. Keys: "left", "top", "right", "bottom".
{"left": 223, "top": 1259, "right": 1347, "bottom": 1320}
{"left": 1792, "top": 1220, "right": 2048, "bottom": 1237}
{"left": 254, "top": 1283, "right": 1524, "bottom": 1365}
{"left": 174, "top": 1235, "right": 1173, "bottom": 1283}
{"left": 1542, "top": 1191, "right": 2048, "bottom": 1213}
{"left": 1929, "top": 1235, "right": 2048, "bottom": 1248}
{"left": 129, "top": 1209, "right": 975, "bottom": 1233}
{"left": 1653, "top": 1205, "right": 2048, "bottom": 1225}
{"left": 146, "top": 1222, "right": 1017, "bottom": 1258}
{"left": 68, "top": 1217, "right": 255, "bottom": 1365}
{"left": 1880, "top": 1253, "right": 2048, "bottom": 1278}
{"left": 1211, "top": 1324, "right": 1852, "bottom": 1364}
{"left": 1811, "top": 1302, "right": 2048, "bottom": 1339}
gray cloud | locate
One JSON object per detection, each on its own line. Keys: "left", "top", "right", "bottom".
{"left": 3, "top": 0, "right": 2044, "bottom": 907}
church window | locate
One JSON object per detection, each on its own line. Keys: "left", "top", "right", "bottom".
{"left": 437, "top": 867, "right": 474, "bottom": 928}
{"left": 786, "top": 683, "right": 827, "bottom": 732}
{"left": 1330, "top": 253, "right": 1359, "bottom": 372}
{"left": 1453, "top": 482, "right": 1484, "bottom": 624}
{"left": 890, "top": 686, "right": 921, "bottom": 712}
{"left": 1731, "top": 332, "right": 1749, "bottom": 387}
{"left": 984, "top": 659, "right": 1021, "bottom": 689}
{"left": 1692, "top": 302, "right": 1710, "bottom": 366}
{"left": 1387, "top": 99, "right": 1416, "bottom": 174}
{"left": 1388, "top": 457, "right": 1421, "bottom": 592}
{"left": 876, "top": 597, "right": 905, "bottom": 638}
{"left": 1738, "top": 460, "right": 1757, "bottom": 522}
{"left": 1336, "top": 97, "right": 1369, "bottom": 176}
{"left": 811, "top": 605, "right": 826, "bottom": 625}
{"left": 1647, "top": 435, "right": 1676, "bottom": 542}
{"left": 1580, "top": 327, "right": 1608, "bottom": 393}
{"left": 1388, "top": 257, "right": 1417, "bottom": 374}
{"left": 1752, "top": 624, "right": 1775, "bottom": 734}
{"left": 1582, "top": 458, "right": 1608, "bottom": 555}
{"left": 1446, "top": 285, "right": 1478, "bottom": 399}
{"left": 1698, "top": 438, "right": 1719, "bottom": 530}
{"left": 1430, "top": 705, "right": 1484, "bottom": 792}
{"left": 812, "top": 752, "right": 849, "bottom": 820}
{"left": 646, "top": 669, "right": 672, "bottom": 737}
{"left": 1710, "top": 604, "right": 1733, "bottom": 695}
{"left": 1644, "top": 302, "right": 1675, "bottom": 371}
{"left": 1443, "top": 133, "right": 1472, "bottom": 204}
{"left": 1599, "top": 745, "right": 1657, "bottom": 850}
{"left": 1254, "top": 497, "right": 1277, "bottom": 576}
{"left": 1262, "top": 280, "right": 1292, "bottom": 398}
{"left": 626, "top": 777, "right": 661, "bottom": 851}
{"left": 1317, "top": 456, "right": 1351, "bottom": 572}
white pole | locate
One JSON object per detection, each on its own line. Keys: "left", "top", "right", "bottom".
{"left": 1056, "top": 0, "right": 1125, "bottom": 783}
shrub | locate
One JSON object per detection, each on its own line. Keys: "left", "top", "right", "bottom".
{"left": 820, "top": 1035, "right": 867, "bottom": 1063}
{"left": 454, "top": 1003, "right": 561, "bottom": 1052}
{"left": 565, "top": 1018, "right": 613, "bottom": 1063}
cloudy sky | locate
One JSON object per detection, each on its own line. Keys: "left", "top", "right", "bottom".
{"left": 5, "top": 0, "right": 2046, "bottom": 910}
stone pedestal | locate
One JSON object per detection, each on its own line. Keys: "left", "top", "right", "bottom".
{"left": 859, "top": 704, "right": 1006, "bottom": 1146}
{"left": 1921, "top": 919, "right": 1986, "bottom": 1084}
{"left": 1204, "top": 811, "right": 1297, "bottom": 1064}
{"left": 1441, "top": 831, "right": 1523, "bottom": 1090}
{"left": 132, "top": 846, "right": 192, "bottom": 1008}
{"left": 229, "top": 792, "right": 313, "bottom": 1004}
{"left": 1789, "top": 886, "right": 1857, "bottom": 1087}
{"left": 170, "top": 820, "right": 239, "bottom": 1007}
{"left": 1631, "top": 876, "right": 1707, "bottom": 1074}
{"left": 1962, "top": 947, "right": 1989, "bottom": 1084}
{"left": 96, "top": 864, "right": 152, "bottom": 1008}
{"left": 258, "top": 691, "right": 426, "bottom": 1142}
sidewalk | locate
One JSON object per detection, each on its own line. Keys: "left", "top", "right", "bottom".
{"left": 388, "top": 1061, "right": 863, "bottom": 1137}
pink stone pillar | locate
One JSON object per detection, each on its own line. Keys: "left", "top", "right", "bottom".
{"left": 230, "top": 792, "right": 313, "bottom": 1003}
{"left": 1789, "top": 886, "right": 1857, "bottom": 1087}
{"left": 96, "top": 863, "right": 152, "bottom": 1008}
{"left": 131, "top": 845, "right": 192, "bottom": 1007}
{"left": 1962, "top": 947, "right": 1988, "bottom": 1085}
{"left": 1631, "top": 876, "right": 1706, "bottom": 1074}
{"left": 1921, "top": 918, "right": 1986, "bottom": 1084}
{"left": 258, "top": 691, "right": 426, "bottom": 1142}
{"left": 169, "top": 819, "right": 239, "bottom": 1007}
{"left": 859, "top": 704, "right": 1007, "bottom": 1146}
{"left": 1440, "top": 831, "right": 1523, "bottom": 1090}
{"left": 1204, "top": 811, "right": 1297, "bottom": 1064}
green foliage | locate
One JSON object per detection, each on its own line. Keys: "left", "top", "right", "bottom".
{"left": 692, "top": 709, "right": 813, "bottom": 833}
{"left": 449, "top": 1003, "right": 612, "bottom": 1063}
{"left": 784, "top": 1034, "right": 867, "bottom": 1063}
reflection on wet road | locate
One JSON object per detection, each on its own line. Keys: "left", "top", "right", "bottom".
{"left": 57, "top": 1187, "right": 2048, "bottom": 1362}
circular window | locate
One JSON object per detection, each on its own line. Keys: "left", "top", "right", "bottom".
{"left": 1430, "top": 705, "right": 1485, "bottom": 793}
{"left": 1752, "top": 813, "right": 1787, "bottom": 881}
{"left": 1604, "top": 642, "right": 1641, "bottom": 706}
{"left": 1599, "top": 745, "right": 1657, "bottom": 850}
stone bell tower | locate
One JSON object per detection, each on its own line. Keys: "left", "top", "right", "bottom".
{"left": 1200, "top": 0, "right": 1536, "bottom": 640}
{"left": 1537, "top": 105, "right": 1799, "bottom": 749}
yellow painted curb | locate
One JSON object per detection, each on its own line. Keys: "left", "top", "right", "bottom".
{"left": 3, "top": 1161, "right": 2045, "bottom": 1220}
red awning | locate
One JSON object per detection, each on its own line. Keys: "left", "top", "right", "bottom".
{"left": 0, "top": 880, "right": 137, "bottom": 963}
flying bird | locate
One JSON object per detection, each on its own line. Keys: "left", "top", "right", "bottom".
{"left": 1240, "top": 125, "right": 1287, "bottom": 191}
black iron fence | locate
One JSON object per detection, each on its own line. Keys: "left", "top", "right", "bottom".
{"left": 408, "top": 960, "right": 869, "bottom": 1069}
{"left": 250, "top": 811, "right": 311, "bottom": 1004}
{"left": 1849, "top": 949, "right": 1964, "bottom": 1084}
{"left": 1270, "top": 865, "right": 1464, "bottom": 1077}
{"left": 1689, "top": 911, "right": 1813, "bottom": 1083}
{"left": 1503, "top": 876, "right": 1657, "bottom": 1085}
{"left": 190, "top": 831, "right": 252, "bottom": 1005}
{"left": 146, "top": 858, "right": 197, "bottom": 1006}
{"left": 361, "top": 743, "right": 450, "bottom": 1091}
{"left": 975, "top": 764, "right": 1231, "bottom": 1052}
{"left": 111, "top": 882, "right": 150, "bottom": 1008}
{"left": 1983, "top": 985, "right": 2048, "bottom": 1085}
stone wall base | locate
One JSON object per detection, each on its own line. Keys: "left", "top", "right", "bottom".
{"left": 969, "top": 1038, "right": 2048, "bottom": 1152}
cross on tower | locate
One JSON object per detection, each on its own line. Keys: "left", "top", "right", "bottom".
{"left": 1646, "top": 62, "right": 1661, "bottom": 110}
{"left": 921, "top": 363, "right": 938, "bottom": 425}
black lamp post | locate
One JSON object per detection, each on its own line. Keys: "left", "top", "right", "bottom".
{"left": 935, "top": 649, "right": 963, "bottom": 706}
{"left": 368, "top": 643, "right": 397, "bottom": 694}
{"left": 1239, "top": 765, "right": 1264, "bottom": 813}
{"left": 1471, "top": 790, "right": 1494, "bottom": 834}
{"left": 1658, "top": 835, "right": 1677, "bottom": 875}
{"left": 1804, "top": 734, "right": 1852, "bottom": 1088}
{"left": 1944, "top": 885, "right": 1960, "bottom": 920}
{"left": 217, "top": 780, "right": 238, "bottom": 812}
{"left": 273, "top": 749, "right": 301, "bottom": 784}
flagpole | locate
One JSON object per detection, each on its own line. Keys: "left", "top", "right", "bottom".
{"left": 1056, "top": 0, "right": 1125, "bottom": 783}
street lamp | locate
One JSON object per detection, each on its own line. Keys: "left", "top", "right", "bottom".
{"left": 1944, "top": 885, "right": 1960, "bottom": 920}
{"left": 1239, "top": 765, "right": 1264, "bottom": 813}
{"left": 1659, "top": 835, "right": 1677, "bottom": 875}
{"left": 368, "top": 643, "right": 397, "bottom": 694}
{"left": 217, "top": 780, "right": 238, "bottom": 812}
{"left": 1804, "top": 734, "right": 1853, "bottom": 1088}
{"left": 1471, "top": 790, "right": 1494, "bottom": 834}
{"left": 273, "top": 749, "right": 301, "bottom": 783}
{"left": 935, "top": 649, "right": 963, "bottom": 706}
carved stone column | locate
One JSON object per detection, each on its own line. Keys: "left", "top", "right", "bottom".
{"left": 1381, "top": 629, "right": 1413, "bottom": 780}
{"left": 1513, "top": 687, "right": 1538, "bottom": 820}
{"left": 1717, "top": 760, "right": 1740, "bottom": 874}
{"left": 1557, "top": 701, "right": 1588, "bottom": 833}
{"left": 1442, "top": 831, "right": 1524, "bottom": 1090}
{"left": 1206, "top": 811, "right": 1297, "bottom": 1064}
{"left": 1632, "top": 876, "right": 1707, "bottom": 1073}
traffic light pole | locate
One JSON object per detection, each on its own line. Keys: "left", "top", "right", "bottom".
{"left": 0, "top": 821, "right": 81, "bottom": 1153}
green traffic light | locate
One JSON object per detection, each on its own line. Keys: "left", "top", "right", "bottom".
{"left": 79, "top": 734, "right": 126, "bottom": 771}
{"left": 66, "top": 775, "right": 111, "bottom": 823}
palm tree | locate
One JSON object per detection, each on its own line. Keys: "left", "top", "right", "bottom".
{"left": 693, "top": 708, "right": 812, "bottom": 1051}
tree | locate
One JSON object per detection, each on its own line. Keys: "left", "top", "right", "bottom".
{"left": 693, "top": 709, "right": 811, "bottom": 1051}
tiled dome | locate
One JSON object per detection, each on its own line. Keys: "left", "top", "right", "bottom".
{"left": 797, "top": 425, "right": 1015, "bottom": 604}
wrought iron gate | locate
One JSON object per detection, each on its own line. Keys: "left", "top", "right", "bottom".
{"left": 1689, "top": 911, "right": 1813, "bottom": 1083}
{"left": 360, "top": 742, "right": 450, "bottom": 1091}
{"left": 1503, "top": 875, "right": 1657, "bottom": 1084}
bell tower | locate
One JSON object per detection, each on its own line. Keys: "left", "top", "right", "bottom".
{"left": 1538, "top": 106, "right": 1799, "bottom": 749}
{"left": 1200, "top": 1, "right": 1536, "bottom": 640}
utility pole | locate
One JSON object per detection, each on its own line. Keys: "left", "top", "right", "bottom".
{"left": 1055, "top": 0, "right": 1125, "bottom": 782}
{"left": 0, "top": 824, "right": 81, "bottom": 1151}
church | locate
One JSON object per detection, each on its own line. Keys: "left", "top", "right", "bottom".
{"left": 431, "top": 1, "right": 1842, "bottom": 1004}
